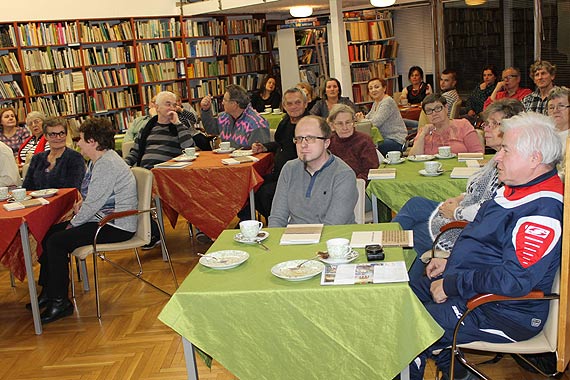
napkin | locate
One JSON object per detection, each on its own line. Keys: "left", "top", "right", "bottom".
{"left": 221, "top": 156, "right": 259, "bottom": 165}
{"left": 3, "top": 198, "right": 49, "bottom": 211}
{"left": 368, "top": 168, "right": 396, "bottom": 180}
{"left": 154, "top": 161, "right": 192, "bottom": 169}
{"left": 458, "top": 153, "right": 484, "bottom": 161}
{"left": 450, "top": 167, "right": 481, "bottom": 179}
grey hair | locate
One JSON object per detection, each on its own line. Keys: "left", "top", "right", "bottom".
{"left": 482, "top": 98, "right": 524, "bottom": 121}
{"left": 283, "top": 87, "right": 307, "bottom": 103}
{"left": 26, "top": 111, "right": 46, "bottom": 124}
{"left": 421, "top": 93, "right": 447, "bottom": 112}
{"left": 547, "top": 86, "right": 569, "bottom": 104}
{"left": 226, "top": 84, "right": 250, "bottom": 109}
{"left": 155, "top": 91, "right": 176, "bottom": 106}
{"left": 501, "top": 112, "right": 562, "bottom": 167}
{"left": 327, "top": 103, "right": 355, "bottom": 124}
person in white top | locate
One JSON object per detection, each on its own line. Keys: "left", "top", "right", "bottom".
{"left": 0, "top": 141, "right": 21, "bottom": 187}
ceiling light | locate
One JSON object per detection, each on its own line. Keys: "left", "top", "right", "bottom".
{"left": 370, "top": 0, "right": 396, "bottom": 7}
{"left": 465, "top": 0, "right": 486, "bottom": 5}
{"left": 290, "top": 6, "right": 313, "bottom": 18}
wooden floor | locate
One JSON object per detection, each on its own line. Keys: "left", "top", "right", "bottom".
{"left": 0, "top": 219, "right": 568, "bottom": 380}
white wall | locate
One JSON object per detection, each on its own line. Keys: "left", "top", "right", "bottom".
{"left": 0, "top": 0, "right": 179, "bottom": 22}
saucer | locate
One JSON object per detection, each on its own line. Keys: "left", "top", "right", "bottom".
{"left": 320, "top": 250, "right": 359, "bottom": 265}
{"left": 0, "top": 196, "right": 9, "bottom": 202}
{"left": 173, "top": 155, "right": 197, "bottom": 162}
{"left": 435, "top": 153, "right": 456, "bottom": 159}
{"left": 8, "top": 195, "right": 32, "bottom": 202}
{"left": 260, "top": 111, "right": 270, "bottom": 115}
{"left": 199, "top": 250, "right": 249, "bottom": 270}
{"left": 30, "top": 189, "right": 58, "bottom": 198}
{"left": 383, "top": 158, "right": 405, "bottom": 165}
{"left": 234, "top": 230, "right": 269, "bottom": 244}
{"left": 214, "top": 147, "right": 236, "bottom": 154}
{"left": 272, "top": 111, "right": 283, "bottom": 115}
{"left": 419, "top": 169, "right": 443, "bottom": 177}
{"left": 407, "top": 154, "right": 435, "bottom": 162}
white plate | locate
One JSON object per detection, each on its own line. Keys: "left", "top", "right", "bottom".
{"left": 30, "top": 189, "right": 58, "bottom": 198}
{"left": 230, "top": 149, "right": 254, "bottom": 158}
{"left": 407, "top": 154, "right": 435, "bottom": 162}
{"left": 214, "top": 148, "right": 236, "bottom": 154}
{"left": 383, "top": 158, "right": 406, "bottom": 165}
{"left": 199, "top": 250, "right": 249, "bottom": 270}
{"left": 419, "top": 169, "right": 444, "bottom": 177}
{"left": 173, "top": 155, "right": 197, "bottom": 162}
{"left": 260, "top": 111, "right": 270, "bottom": 115}
{"left": 320, "top": 250, "right": 359, "bottom": 265}
{"left": 435, "top": 153, "right": 457, "bottom": 159}
{"left": 271, "top": 260, "right": 325, "bottom": 281}
{"left": 234, "top": 230, "right": 270, "bottom": 244}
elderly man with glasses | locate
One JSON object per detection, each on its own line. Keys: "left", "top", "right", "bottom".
{"left": 484, "top": 67, "right": 532, "bottom": 109}
{"left": 268, "top": 115, "right": 357, "bottom": 227}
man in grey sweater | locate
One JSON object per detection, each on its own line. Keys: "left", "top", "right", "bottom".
{"left": 268, "top": 115, "right": 357, "bottom": 227}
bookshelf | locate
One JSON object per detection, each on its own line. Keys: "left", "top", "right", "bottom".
{"left": 344, "top": 10, "right": 398, "bottom": 107}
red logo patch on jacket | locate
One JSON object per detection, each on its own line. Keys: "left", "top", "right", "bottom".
{"left": 515, "top": 222, "right": 555, "bottom": 268}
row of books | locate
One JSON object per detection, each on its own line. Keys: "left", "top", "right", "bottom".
{"left": 80, "top": 21, "right": 133, "bottom": 43}
{"left": 348, "top": 40, "right": 398, "bottom": 62}
{"left": 188, "top": 59, "right": 228, "bottom": 78}
{"left": 298, "top": 48, "right": 318, "bottom": 65}
{"left": 137, "top": 41, "right": 184, "bottom": 61}
{"left": 17, "top": 22, "right": 80, "bottom": 47}
{"left": 227, "top": 19, "right": 265, "bottom": 35}
{"left": 186, "top": 39, "right": 227, "bottom": 58}
{"left": 447, "top": 34, "right": 501, "bottom": 49}
{"left": 351, "top": 61, "right": 395, "bottom": 82}
{"left": 89, "top": 89, "right": 138, "bottom": 112}
{"left": 230, "top": 55, "right": 267, "bottom": 75}
{"left": 0, "top": 26, "right": 15, "bottom": 48}
{"left": 85, "top": 67, "right": 138, "bottom": 89}
{"left": 228, "top": 36, "right": 268, "bottom": 55}
{"left": 184, "top": 20, "right": 225, "bottom": 37}
{"left": 0, "top": 52, "right": 21, "bottom": 73}
{"left": 343, "top": 10, "right": 392, "bottom": 21}
{"left": 0, "top": 79, "right": 24, "bottom": 99}
{"left": 231, "top": 73, "right": 265, "bottom": 92}
{"left": 110, "top": 109, "right": 143, "bottom": 132}
{"left": 139, "top": 62, "right": 181, "bottom": 83}
{"left": 279, "top": 17, "right": 321, "bottom": 29}
{"left": 188, "top": 78, "right": 229, "bottom": 99}
{"left": 30, "top": 92, "right": 87, "bottom": 116}
{"left": 295, "top": 28, "right": 326, "bottom": 46}
{"left": 25, "top": 72, "right": 84, "bottom": 95}
{"left": 345, "top": 19, "right": 394, "bottom": 42}
{"left": 141, "top": 82, "right": 187, "bottom": 105}
{"left": 82, "top": 46, "right": 134, "bottom": 66}
{"left": 135, "top": 18, "right": 181, "bottom": 39}
{"left": 21, "top": 47, "right": 81, "bottom": 71}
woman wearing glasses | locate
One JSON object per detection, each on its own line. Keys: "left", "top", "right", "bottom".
{"left": 355, "top": 77, "right": 407, "bottom": 155}
{"left": 547, "top": 87, "right": 569, "bottom": 177}
{"left": 394, "top": 99, "right": 524, "bottom": 280}
{"left": 22, "top": 117, "right": 85, "bottom": 190}
{"left": 328, "top": 104, "right": 379, "bottom": 180}
{"left": 17, "top": 111, "right": 48, "bottom": 164}
{"left": 408, "top": 94, "right": 484, "bottom": 156}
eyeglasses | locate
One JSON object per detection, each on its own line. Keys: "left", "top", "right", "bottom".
{"left": 548, "top": 104, "right": 570, "bottom": 112}
{"left": 502, "top": 74, "right": 519, "bottom": 80}
{"left": 293, "top": 135, "right": 327, "bottom": 144}
{"left": 46, "top": 131, "right": 67, "bottom": 138}
{"left": 333, "top": 121, "right": 354, "bottom": 128}
{"left": 424, "top": 105, "right": 444, "bottom": 115}
{"left": 29, "top": 119, "right": 42, "bottom": 125}
{"left": 482, "top": 120, "right": 501, "bottom": 129}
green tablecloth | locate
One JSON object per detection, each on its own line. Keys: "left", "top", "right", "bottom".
{"left": 159, "top": 223, "right": 443, "bottom": 380}
{"left": 261, "top": 112, "right": 284, "bottom": 129}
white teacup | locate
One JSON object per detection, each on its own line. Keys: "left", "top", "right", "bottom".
{"left": 438, "top": 146, "right": 451, "bottom": 157}
{"left": 183, "top": 147, "right": 196, "bottom": 157}
{"left": 272, "top": 108, "right": 281, "bottom": 114}
{"left": 219, "top": 141, "right": 231, "bottom": 151}
{"left": 12, "top": 188, "right": 27, "bottom": 202}
{"left": 264, "top": 107, "right": 272, "bottom": 113}
{"left": 424, "top": 161, "right": 443, "bottom": 174}
{"left": 239, "top": 220, "right": 263, "bottom": 240}
{"left": 326, "top": 238, "right": 352, "bottom": 260}
{"left": 0, "top": 186, "right": 8, "bottom": 199}
{"left": 387, "top": 151, "right": 401, "bottom": 163}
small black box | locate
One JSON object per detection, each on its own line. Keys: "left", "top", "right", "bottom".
{"left": 365, "top": 244, "right": 384, "bottom": 261}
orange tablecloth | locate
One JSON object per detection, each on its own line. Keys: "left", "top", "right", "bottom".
{"left": 0, "top": 188, "right": 78, "bottom": 281}
{"left": 399, "top": 105, "right": 422, "bottom": 121}
{"left": 152, "top": 152, "right": 273, "bottom": 239}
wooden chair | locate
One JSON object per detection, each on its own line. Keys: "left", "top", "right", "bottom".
{"left": 450, "top": 99, "right": 463, "bottom": 119}
{"left": 121, "top": 140, "right": 134, "bottom": 159}
{"left": 355, "top": 120, "right": 373, "bottom": 136}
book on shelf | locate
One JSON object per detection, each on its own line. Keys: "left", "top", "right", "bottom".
{"left": 368, "top": 168, "right": 396, "bottom": 180}
{"left": 279, "top": 223, "right": 324, "bottom": 245}
{"left": 450, "top": 167, "right": 481, "bottom": 179}
{"left": 350, "top": 230, "right": 414, "bottom": 248}
{"left": 321, "top": 261, "right": 409, "bottom": 285}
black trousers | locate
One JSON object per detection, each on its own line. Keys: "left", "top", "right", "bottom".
{"left": 39, "top": 221, "right": 134, "bottom": 298}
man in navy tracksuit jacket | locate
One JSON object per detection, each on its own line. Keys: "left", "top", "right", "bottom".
{"left": 409, "top": 112, "right": 564, "bottom": 380}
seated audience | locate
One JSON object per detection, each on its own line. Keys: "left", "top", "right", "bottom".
{"left": 484, "top": 67, "right": 532, "bottom": 109}
{"left": 522, "top": 60, "right": 557, "bottom": 114}
{"left": 124, "top": 96, "right": 157, "bottom": 143}
{"left": 0, "top": 107, "right": 30, "bottom": 155}
{"left": 408, "top": 112, "right": 563, "bottom": 380}
{"left": 251, "top": 75, "right": 281, "bottom": 113}
{"left": 310, "top": 78, "right": 358, "bottom": 119}
{"left": 296, "top": 81, "right": 320, "bottom": 111}
{"left": 0, "top": 141, "right": 21, "bottom": 187}
{"left": 329, "top": 104, "right": 379, "bottom": 180}
{"left": 394, "top": 99, "right": 524, "bottom": 280}
{"left": 252, "top": 87, "right": 310, "bottom": 218}
{"left": 268, "top": 115, "right": 357, "bottom": 227}
{"left": 463, "top": 65, "right": 498, "bottom": 120}
{"left": 355, "top": 77, "right": 408, "bottom": 155}
{"left": 201, "top": 84, "right": 269, "bottom": 148}
{"left": 408, "top": 94, "right": 484, "bottom": 156}
{"left": 18, "top": 111, "right": 48, "bottom": 164}
{"left": 400, "top": 66, "right": 432, "bottom": 105}
{"left": 23, "top": 117, "right": 85, "bottom": 191}
{"left": 439, "top": 69, "right": 459, "bottom": 118}
{"left": 36, "top": 118, "right": 138, "bottom": 324}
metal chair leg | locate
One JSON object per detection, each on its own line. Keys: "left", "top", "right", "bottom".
{"left": 9, "top": 272, "right": 15, "bottom": 287}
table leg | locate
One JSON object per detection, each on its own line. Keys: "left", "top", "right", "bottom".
{"left": 182, "top": 337, "right": 199, "bottom": 380}
{"left": 372, "top": 193, "right": 379, "bottom": 223}
{"left": 249, "top": 189, "right": 255, "bottom": 220}
{"left": 400, "top": 365, "right": 410, "bottom": 380}
{"left": 154, "top": 196, "right": 167, "bottom": 262}
{"left": 20, "top": 222, "right": 42, "bottom": 335}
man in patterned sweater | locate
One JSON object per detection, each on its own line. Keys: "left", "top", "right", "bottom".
{"left": 409, "top": 112, "right": 564, "bottom": 380}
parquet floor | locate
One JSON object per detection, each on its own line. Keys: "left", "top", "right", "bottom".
{"left": 0, "top": 219, "right": 568, "bottom": 380}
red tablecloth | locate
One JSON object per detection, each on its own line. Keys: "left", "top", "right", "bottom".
{"left": 399, "top": 105, "right": 422, "bottom": 121}
{"left": 152, "top": 152, "right": 273, "bottom": 239}
{"left": 0, "top": 188, "right": 78, "bottom": 281}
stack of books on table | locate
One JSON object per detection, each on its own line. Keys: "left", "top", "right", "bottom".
{"left": 350, "top": 230, "right": 413, "bottom": 248}
{"left": 279, "top": 224, "right": 324, "bottom": 245}
{"left": 368, "top": 168, "right": 396, "bottom": 180}
{"left": 450, "top": 167, "right": 481, "bottom": 179}
{"left": 457, "top": 152, "right": 484, "bottom": 161}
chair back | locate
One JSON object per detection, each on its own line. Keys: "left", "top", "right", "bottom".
{"left": 450, "top": 99, "right": 463, "bottom": 119}
{"left": 21, "top": 162, "right": 30, "bottom": 181}
{"left": 131, "top": 167, "right": 153, "bottom": 245}
{"left": 270, "top": 128, "right": 276, "bottom": 142}
{"left": 417, "top": 110, "right": 428, "bottom": 129}
{"left": 392, "top": 91, "right": 402, "bottom": 103}
{"left": 355, "top": 121, "right": 372, "bottom": 136}
{"left": 354, "top": 178, "right": 366, "bottom": 224}
{"left": 122, "top": 140, "right": 134, "bottom": 159}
